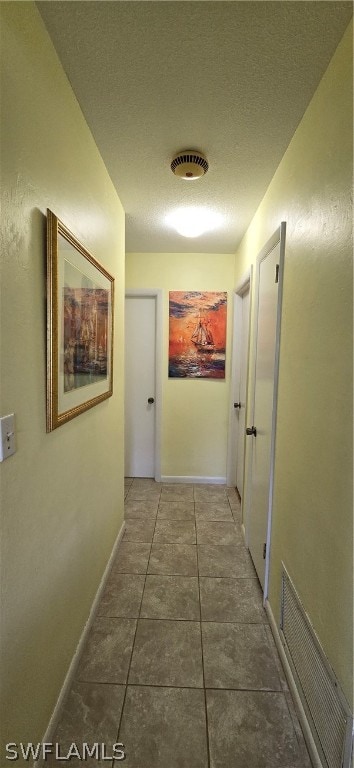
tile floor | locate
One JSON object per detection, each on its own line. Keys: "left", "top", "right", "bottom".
{"left": 49, "top": 479, "right": 312, "bottom": 767}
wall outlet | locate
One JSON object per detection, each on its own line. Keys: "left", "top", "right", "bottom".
{"left": 0, "top": 414, "right": 16, "bottom": 461}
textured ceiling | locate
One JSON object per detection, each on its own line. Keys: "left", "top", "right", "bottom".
{"left": 37, "top": 1, "right": 352, "bottom": 253}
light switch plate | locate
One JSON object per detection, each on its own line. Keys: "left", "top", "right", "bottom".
{"left": 0, "top": 413, "right": 16, "bottom": 461}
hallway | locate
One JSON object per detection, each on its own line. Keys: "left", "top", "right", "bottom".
{"left": 49, "top": 479, "right": 312, "bottom": 767}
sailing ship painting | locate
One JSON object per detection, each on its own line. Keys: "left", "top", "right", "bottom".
{"left": 191, "top": 311, "right": 215, "bottom": 351}
{"left": 62, "top": 259, "right": 109, "bottom": 392}
{"left": 169, "top": 291, "right": 227, "bottom": 378}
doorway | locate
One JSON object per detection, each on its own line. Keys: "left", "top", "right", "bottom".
{"left": 227, "top": 270, "right": 252, "bottom": 499}
{"left": 124, "top": 290, "right": 162, "bottom": 480}
{"left": 246, "top": 223, "right": 286, "bottom": 595}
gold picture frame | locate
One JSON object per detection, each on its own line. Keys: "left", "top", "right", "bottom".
{"left": 46, "top": 210, "right": 114, "bottom": 431}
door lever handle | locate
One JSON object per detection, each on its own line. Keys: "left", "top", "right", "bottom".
{"left": 147, "top": 397, "right": 155, "bottom": 404}
{"left": 233, "top": 402, "right": 241, "bottom": 409}
{"left": 246, "top": 426, "right": 257, "bottom": 436}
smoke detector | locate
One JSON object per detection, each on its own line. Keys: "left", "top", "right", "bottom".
{"left": 170, "top": 150, "right": 209, "bottom": 180}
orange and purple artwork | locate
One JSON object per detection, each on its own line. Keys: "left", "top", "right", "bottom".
{"left": 169, "top": 291, "right": 227, "bottom": 378}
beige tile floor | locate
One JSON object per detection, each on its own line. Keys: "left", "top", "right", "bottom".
{"left": 48, "top": 479, "right": 312, "bottom": 767}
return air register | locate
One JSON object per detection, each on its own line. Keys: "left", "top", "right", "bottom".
{"left": 280, "top": 565, "right": 353, "bottom": 768}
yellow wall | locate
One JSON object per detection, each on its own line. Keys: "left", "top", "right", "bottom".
{"left": 126, "top": 253, "right": 235, "bottom": 479}
{"left": 235, "top": 23, "right": 353, "bottom": 706}
{"left": 0, "top": 3, "right": 125, "bottom": 758}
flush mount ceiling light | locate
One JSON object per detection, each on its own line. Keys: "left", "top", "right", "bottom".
{"left": 166, "top": 206, "right": 223, "bottom": 238}
{"left": 170, "top": 150, "right": 209, "bottom": 180}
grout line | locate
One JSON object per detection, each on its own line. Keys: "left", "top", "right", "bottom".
{"left": 114, "top": 569, "right": 258, "bottom": 579}
{"left": 263, "top": 623, "right": 288, "bottom": 691}
{"left": 94, "top": 616, "right": 268, "bottom": 624}
{"left": 113, "top": 484, "right": 162, "bottom": 763}
{"left": 198, "top": 576, "right": 259, "bottom": 582}
{"left": 198, "top": 574, "right": 259, "bottom": 581}
{"left": 122, "top": 539, "right": 249, "bottom": 549}
{"left": 139, "top": 497, "right": 160, "bottom": 617}
{"left": 75, "top": 678, "right": 128, "bottom": 688}
{"left": 282, "top": 688, "right": 313, "bottom": 762}
{"left": 72, "top": 678, "right": 286, "bottom": 695}
{"left": 195, "top": 506, "right": 211, "bottom": 768}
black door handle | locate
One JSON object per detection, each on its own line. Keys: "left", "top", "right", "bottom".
{"left": 234, "top": 402, "right": 241, "bottom": 409}
{"left": 147, "top": 397, "right": 155, "bottom": 404}
{"left": 246, "top": 426, "right": 257, "bottom": 436}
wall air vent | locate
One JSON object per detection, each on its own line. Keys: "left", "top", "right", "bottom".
{"left": 170, "top": 150, "right": 209, "bottom": 180}
{"left": 280, "top": 565, "right": 353, "bottom": 768}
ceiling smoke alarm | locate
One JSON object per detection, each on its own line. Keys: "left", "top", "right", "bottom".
{"left": 170, "top": 150, "right": 209, "bottom": 180}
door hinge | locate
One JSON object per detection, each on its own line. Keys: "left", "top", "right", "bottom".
{"left": 263, "top": 542, "right": 267, "bottom": 559}
{"left": 275, "top": 264, "right": 279, "bottom": 283}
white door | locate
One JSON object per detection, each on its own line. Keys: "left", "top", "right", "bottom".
{"left": 235, "top": 286, "right": 250, "bottom": 498}
{"left": 125, "top": 295, "right": 156, "bottom": 477}
{"left": 247, "top": 224, "right": 285, "bottom": 590}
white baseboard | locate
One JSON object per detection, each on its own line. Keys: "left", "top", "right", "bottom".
{"left": 160, "top": 475, "right": 226, "bottom": 484}
{"left": 34, "top": 520, "right": 126, "bottom": 768}
{"left": 265, "top": 599, "right": 323, "bottom": 768}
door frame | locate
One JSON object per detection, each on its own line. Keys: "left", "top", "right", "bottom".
{"left": 125, "top": 289, "right": 163, "bottom": 482}
{"left": 227, "top": 268, "right": 252, "bottom": 489}
{"left": 245, "top": 222, "right": 286, "bottom": 600}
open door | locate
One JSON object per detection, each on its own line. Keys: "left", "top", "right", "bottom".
{"left": 235, "top": 284, "right": 250, "bottom": 499}
{"left": 227, "top": 270, "right": 252, "bottom": 496}
{"left": 246, "top": 223, "right": 286, "bottom": 594}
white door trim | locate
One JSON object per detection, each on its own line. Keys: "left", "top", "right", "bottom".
{"left": 227, "top": 268, "right": 252, "bottom": 488}
{"left": 245, "top": 222, "right": 286, "bottom": 600}
{"left": 125, "top": 289, "right": 162, "bottom": 482}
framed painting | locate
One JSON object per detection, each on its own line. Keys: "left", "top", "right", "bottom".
{"left": 169, "top": 291, "right": 227, "bottom": 378}
{"left": 46, "top": 210, "right": 114, "bottom": 431}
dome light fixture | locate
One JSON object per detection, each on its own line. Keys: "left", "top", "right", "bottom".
{"left": 165, "top": 206, "right": 223, "bottom": 238}
{"left": 170, "top": 150, "right": 209, "bottom": 180}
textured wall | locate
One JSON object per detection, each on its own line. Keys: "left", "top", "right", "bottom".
{"left": 125, "top": 253, "right": 235, "bottom": 479}
{"left": 234, "top": 22, "right": 353, "bottom": 706}
{"left": 0, "top": 3, "right": 125, "bottom": 758}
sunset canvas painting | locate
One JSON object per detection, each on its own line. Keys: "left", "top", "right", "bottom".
{"left": 169, "top": 291, "right": 227, "bottom": 378}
